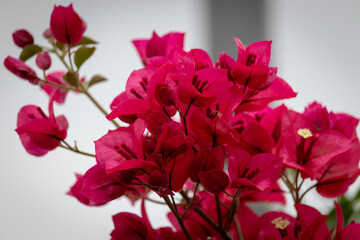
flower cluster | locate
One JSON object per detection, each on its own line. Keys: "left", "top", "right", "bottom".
{"left": 5, "top": 4, "right": 360, "bottom": 240}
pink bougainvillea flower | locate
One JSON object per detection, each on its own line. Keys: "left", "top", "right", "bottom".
{"left": 190, "top": 109, "right": 237, "bottom": 147}
{"left": 333, "top": 202, "right": 360, "bottom": 240}
{"left": 148, "top": 122, "right": 194, "bottom": 192}
{"left": 12, "top": 29, "right": 34, "bottom": 48}
{"left": 111, "top": 200, "right": 178, "bottom": 240}
{"left": 50, "top": 4, "right": 86, "bottom": 45}
{"left": 35, "top": 51, "right": 51, "bottom": 70}
{"left": 250, "top": 211, "right": 296, "bottom": 239}
{"left": 67, "top": 173, "right": 104, "bottom": 206}
{"left": 80, "top": 165, "right": 126, "bottom": 205}
{"left": 261, "top": 103, "right": 355, "bottom": 184}
{"left": 295, "top": 203, "right": 331, "bottom": 240}
{"left": 146, "top": 63, "right": 178, "bottom": 109}
{"left": 190, "top": 145, "right": 225, "bottom": 182}
{"left": 41, "top": 71, "right": 70, "bottom": 104}
{"left": 198, "top": 169, "right": 229, "bottom": 194}
{"left": 217, "top": 38, "right": 296, "bottom": 112}
{"left": 111, "top": 212, "right": 149, "bottom": 240}
{"left": 125, "top": 68, "right": 155, "bottom": 101}
{"left": 108, "top": 64, "right": 177, "bottom": 126}
{"left": 178, "top": 68, "right": 230, "bottom": 108}
{"left": 132, "top": 31, "right": 184, "bottom": 64}
{"left": 314, "top": 108, "right": 360, "bottom": 197}
{"left": 95, "top": 127, "right": 139, "bottom": 173}
{"left": 228, "top": 150, "right": 282, "bottom": 191}
{"left": 107, "top": 122, "right": 193, "bottom": 193}
{"left": 15, "top": 98, "right": 68, "bottom": 156}
{"left": 171, "top": 49, "right": 231, "bottom": 109}
{"left": 107, "top": 91, "right": 150, "bottom": 123}
{"left": 190, "top": 48, "right": 213, "bottom": 70}
{"left": 229, "top": 112, "right": 275, "bottom": 155}
{"left": 230, "top": 39, "right": 272, "bottom": 89}
{"left": 4, "top": 56, "right": 38, "bottom": 84}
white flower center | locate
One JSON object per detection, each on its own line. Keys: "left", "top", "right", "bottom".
{"left": 271, "top": 217, "right": 290, "bottom": 229}
{"left": 297, "top": 128, "right": 313, "bottom": 139}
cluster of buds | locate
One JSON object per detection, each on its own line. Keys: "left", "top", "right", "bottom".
{"left": 5, "top": 4, "right": 360, "bottom": 240}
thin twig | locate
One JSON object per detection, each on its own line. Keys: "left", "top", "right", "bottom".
{"left": 224, "top": 189, "right": 241, "bottom": 231}
{"left": 163, "top": 195, "right": 192, "bottom": 240}
{"left": 233, "top": 216, "right": 244, "bottom": 240}
{"left": 59, "top": 142, "right": 95, "bottom": 158}
{"left": 216, "top": 195, "right": 223, "bottom": 228}
{"left": 180, "top": 191, "right": 233, "bottom": 240}
{"left": 181, "top": 181, "right": 200, "bottom": 218}
{"left": 78, "top": 81, "right": 120, "bottom": 128}
{"left": 299, "top": 183, "right": 317, "bottom": 202}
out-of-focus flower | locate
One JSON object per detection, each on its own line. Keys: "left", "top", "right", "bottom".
{"left": 50, "top": 4, "right": 86, "bottom": 45}
{"left": 12, "top": 29, "right": 34, "bottom": 48}
{"left": 4, "top": 56, "right": 38, "bottom": 84}
{"left": 133, "top": 31, "right": 184, "bottom": 64}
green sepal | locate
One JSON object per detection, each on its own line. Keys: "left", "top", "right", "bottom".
{"left": 19, "top": 44, "right": 42, "bottom": 61}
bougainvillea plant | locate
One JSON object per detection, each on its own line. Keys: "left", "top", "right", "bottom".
{"left": 5, "top": 4, "right": 360, "bottom": 240}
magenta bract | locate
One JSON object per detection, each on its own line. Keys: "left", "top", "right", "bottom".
{"left": 50, "top": 4, "right": 86, "bottom": 44}
{"left": 12, "top": 29, "right": 34, "bottom": 48}
{"left": 15, "top": 103, "right": 67, "bottom": 156}
{"left": 4, "top": 56, "right": 38, "bottom": 84}
{"left": 133, "top": 31, "right": 184, "bottom": 64}
{"left": 41, "top": 71, "right": 69, "bottom": 104}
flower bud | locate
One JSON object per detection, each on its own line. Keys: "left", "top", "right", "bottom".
{"left": 50, "top": 4, "right": 86, "bottom": 44}
{"left": 42, "top": 28, "right": 53, "bottom": 39}
{"left": 4, "top": 56, "right": 38, "bottom": 84}
{"left": 12, "top": 29, "right": 34, "bottom": 48}
{"left": 35, "top": 52, "right": 51, "bottom": 70}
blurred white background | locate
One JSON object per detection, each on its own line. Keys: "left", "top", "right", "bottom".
{"left": 0, "top": 0, "right": 359, "bottom": 239}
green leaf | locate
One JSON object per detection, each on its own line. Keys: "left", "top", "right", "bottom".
{"left": 19, "top": 44, "right": 42, "bottom": 61}
{"left": 62, "top": 71, "right": 79, "bottom": 86}
{"left": 72, "top": 36, "right": 98, "bottom": 48}
{"left": 74, "top": 46, "right": 95, "bottom": 70}
{"left": 56, "top": 42, "right": 65, "bottom": 51}
{"left": 88, "top": 75, "right": 107, "bottom": 88}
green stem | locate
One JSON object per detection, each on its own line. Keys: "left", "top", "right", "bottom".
{"left": 281, "top": 171, "right": 297, "bottom": 203}
{"left": 216, "top": 195, "right": 223, "bottom": 228}
{"left": 224, "top": 189, "right": 241, "bottom": 231}
{"left": 67, "top": 45, "right": 74, "bottom": 71}
{"left": 59, "top": 142, "right": 95, "bottom": 158}
{"left": 78, "top": 81, "right": 120, "bottom": 128}
{"left": 39, "top": 79, "right": 79, "bottom": 92}
{"left": 125, "top": 193, "right": 167, "bottom": 205}
{"left": 299, "top": 183, "right": 317, "bottom": 202}
{"left": 48, "top": 41, "right": 121, "bottom": 129}
{"left": 50, "top": 42, "right": 70, "bottom": 70}
{"left": 294, "top": 170, "right": 300, "bottom": 203}
{"left": 170, "top": 195, "right": 179, "bottom": 215}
